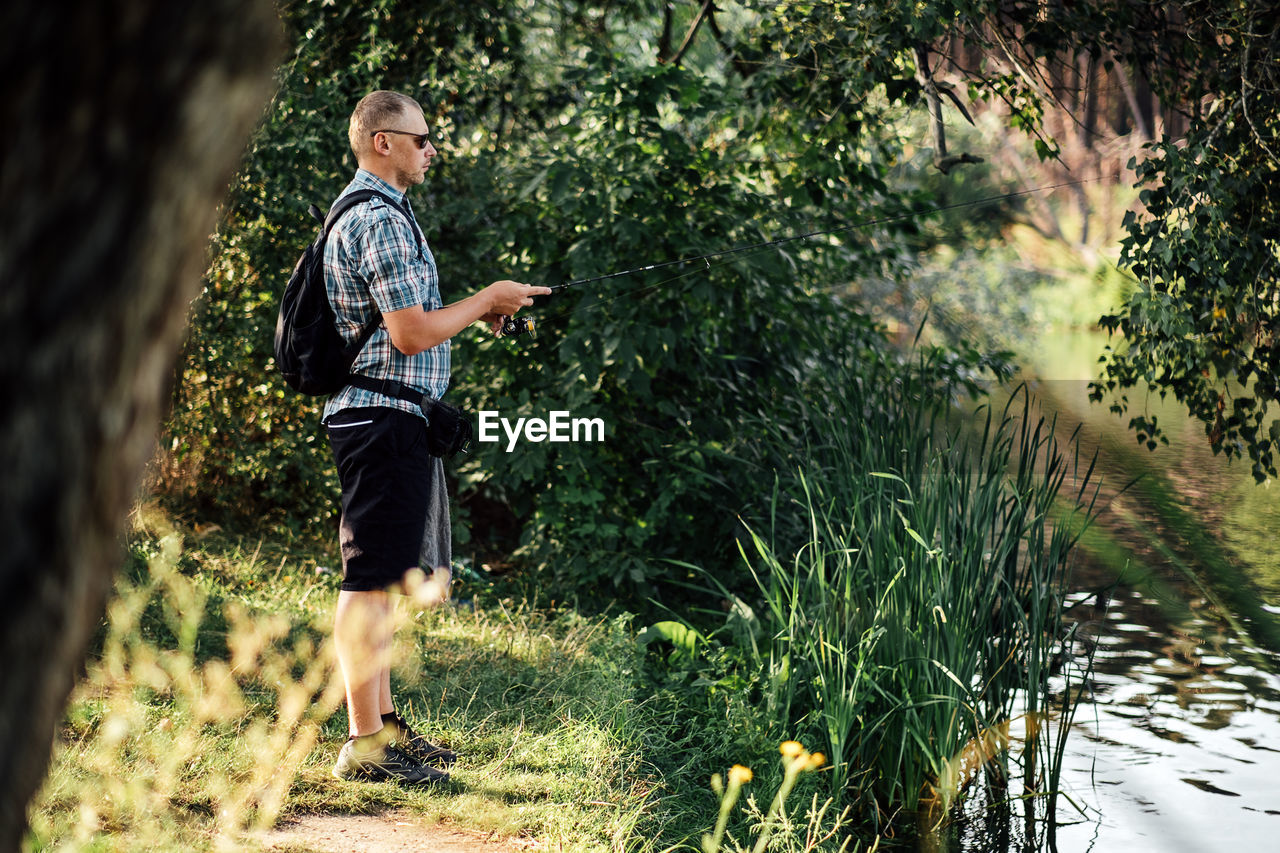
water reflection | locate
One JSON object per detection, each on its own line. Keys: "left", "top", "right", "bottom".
{"left": 1052, "top": 587, "right": 1280, "bottom": 852}
{"left": 941, "top": 358, "right": 1280, "bottom": 851}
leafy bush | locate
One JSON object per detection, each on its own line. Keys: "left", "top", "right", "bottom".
{"left": 644, "top": 356, "right": 1098, "bottom": 841}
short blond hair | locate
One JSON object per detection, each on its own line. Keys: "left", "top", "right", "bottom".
{"left": 348, "top": 91, "right": 423, "bottom": 159}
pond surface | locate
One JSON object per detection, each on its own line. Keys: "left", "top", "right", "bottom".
{"left": 1052, "top": 585, "right": 1280, "bottom": 851}
{"left": 946, "top": 333, "right": 1280, "bottom": 852}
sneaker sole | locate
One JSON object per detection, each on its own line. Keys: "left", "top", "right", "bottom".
{"left": 333, "top": 764, "right": 449, "bottom": 785}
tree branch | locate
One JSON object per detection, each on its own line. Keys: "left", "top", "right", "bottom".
{"left": 658, "top": 2, "right": 674, "bottom": 64}
{"left": 1108, "top": 50, "right": 1152, "bottom": 139}
{"left": 915, "top": 43, "right": 984, "bottom": 174}
{"left": 706, "top": 5, "right": 754, "bottom": 78}
{"left": 662, "top": 0, "right": 715, "bottom": 67}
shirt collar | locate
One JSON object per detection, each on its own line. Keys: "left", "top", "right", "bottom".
{"left": 352, "top": 168, "right": 406, "bottom": 203}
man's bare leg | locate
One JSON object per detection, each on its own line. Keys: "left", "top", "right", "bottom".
{"left": 334, "top": 588, "right": 392, "bottom": 737}
{"left": 331, "top": 586, "right": 443, "bottom": 783}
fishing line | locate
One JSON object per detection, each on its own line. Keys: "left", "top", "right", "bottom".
{"left": 535, "top": 229, "right": 817, "bottom": 333}
{"left": 534, "top": 265, "right": 711, "bottom": 335}
{"left": 502, "top": 175, "right": 1104, "bottom": 340}
{"left": 546, "top": 176, "right": 1101, "bottom": 297}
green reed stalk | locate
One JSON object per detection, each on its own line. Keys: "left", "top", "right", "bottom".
{"left": 729, "top": 351, "right": 1098, "bottom": 840}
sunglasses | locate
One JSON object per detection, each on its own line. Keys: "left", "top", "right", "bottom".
{"left": 370, "top": 129, "right": 433, "bottom": 149}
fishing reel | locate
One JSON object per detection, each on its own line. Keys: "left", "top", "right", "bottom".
{"left": 499, "top": 314, "right": 536, "bottom": 338}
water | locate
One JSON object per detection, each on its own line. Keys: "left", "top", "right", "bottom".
{"left": 951, "top": 337, "right": 1280, "bottom": 851}
{"left": 1052, "top": 588, "right": 1280, "bottom": 851}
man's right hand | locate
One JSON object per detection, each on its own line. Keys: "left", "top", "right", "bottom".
{"left": 485, "top": 280, "right": 551, "bottom": 316}
{"left": 385, "top": 279, "right": 552, "bottom": 355}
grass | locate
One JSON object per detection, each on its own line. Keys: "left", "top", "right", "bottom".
{"left": 768, "top": 386, "right": 1095, "bottom": 832}
{"left": 24, "top": 509, "right": 655, "bottom": 852}
{"left": 647, "top": 353, "right": 1102, "bottom": 846}
{"left": 26, "top": 506, "right": 855, "bottom": 853}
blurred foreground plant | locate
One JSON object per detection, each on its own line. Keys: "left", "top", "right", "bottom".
{"left": 26, "top": 527, "right": 343, "bottom": 852}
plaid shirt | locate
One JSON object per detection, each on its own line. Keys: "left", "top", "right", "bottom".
{"left": 322, "top": 170, "right": 450, "bottom": 422}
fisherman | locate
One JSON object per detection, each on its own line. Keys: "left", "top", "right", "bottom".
{"left": 323, "top": 90, "right": 550, "bottom": 784}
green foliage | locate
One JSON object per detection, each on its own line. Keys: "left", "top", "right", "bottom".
{"left": 1089, "top": 2, "right": 1280, "bottom": 480}
{"left": 642, "top": 361, "right": 1098, "bottom": 840}
{"left": 163, "top": 0, "right": 973, "bottom": 597}
{"left": 445, "top": 53, "right": 912, "bottom": 596}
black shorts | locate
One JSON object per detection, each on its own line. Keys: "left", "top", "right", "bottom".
{"left": 326, "top": 406, "right": 450, "bottom": 592}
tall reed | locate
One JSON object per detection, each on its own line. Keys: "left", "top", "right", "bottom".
{"left": 723, "top": 351, "right": 1099, "bottom": 839}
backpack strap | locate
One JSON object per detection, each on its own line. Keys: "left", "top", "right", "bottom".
{"left": 321, "top": 189, "right": 423, "bottom": 249}
{"left": 321, "top": 188, "right": 424, "bottom": 361}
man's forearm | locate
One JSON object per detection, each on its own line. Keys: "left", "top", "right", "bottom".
{"left": 384, "top": 279, "right": 548, "bottom": 355}
{"left": 384, "top": 292, "right": 493, "bottom": 355}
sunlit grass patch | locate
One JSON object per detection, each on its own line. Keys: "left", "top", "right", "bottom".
{"left": 288, "top": 604, "right": 651, "bottom": 849}
{"left": 26, "top": 527, "right": 343, "bottom": 852}
{"left": 26, "top": 516, "right": 655, "bottom": 853}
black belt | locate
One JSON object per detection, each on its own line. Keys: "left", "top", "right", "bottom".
{"left": 345, "top": 374, "right": 473, "bottom": 457}
{"left": 346, "top": 374, "right": 431, "bottom": 407}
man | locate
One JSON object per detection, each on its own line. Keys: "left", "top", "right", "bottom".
{"left": 322, "top": 90, "right": 550, "bottom": 785}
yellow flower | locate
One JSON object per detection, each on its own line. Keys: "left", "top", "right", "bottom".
{"left": 729, "top": 764, "right": 753, "bottom": 785}
{"left": 779, "top": 741, "right": 805, "bottom": 759}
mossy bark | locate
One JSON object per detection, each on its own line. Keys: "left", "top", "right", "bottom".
{"left": 0, "top": 2, "right": 280, "bottom": 847}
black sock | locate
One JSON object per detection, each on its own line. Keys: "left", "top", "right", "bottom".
{"left": 348, "top": 727, "right": 388, "bottom": 755}
{"left": 383, "top": 711, "right": 412, "bottom": 741}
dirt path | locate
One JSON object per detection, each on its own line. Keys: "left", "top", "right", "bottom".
{"left": 258, "top": 810, "right": 534, "bottom": 853}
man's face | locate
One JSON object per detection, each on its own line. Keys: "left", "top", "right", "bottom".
{"left": 377, "top": 109, "right": 436, "bottom": 188}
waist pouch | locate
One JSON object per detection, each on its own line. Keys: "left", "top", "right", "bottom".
{"left": 423, "top": 397, "right": 473, "bottom": 458}
{"left": 347, "top": 375, "right": 473, "bottom": 458}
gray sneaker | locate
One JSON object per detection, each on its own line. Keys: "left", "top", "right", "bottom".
{"left": 332, "top": 738, "right": 449, "bottom": 785}
{"left": 386, "top": 712, "right": 458, "bottom": 768}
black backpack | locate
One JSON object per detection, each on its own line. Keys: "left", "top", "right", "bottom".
{"left": 273, "top": 189, "right": 419, "bottom": 395}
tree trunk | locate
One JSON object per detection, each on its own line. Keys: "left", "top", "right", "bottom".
{"left": 0, "top": 3, "right": 280, "bottom": 849}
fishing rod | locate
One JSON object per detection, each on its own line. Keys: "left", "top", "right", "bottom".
{"left": 499, "top": 175, "right": 1101, "bottom": 338}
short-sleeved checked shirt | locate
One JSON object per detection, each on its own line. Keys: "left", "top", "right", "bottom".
{"left": 322, "top": 169, "right": 450, "bottom": 423}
